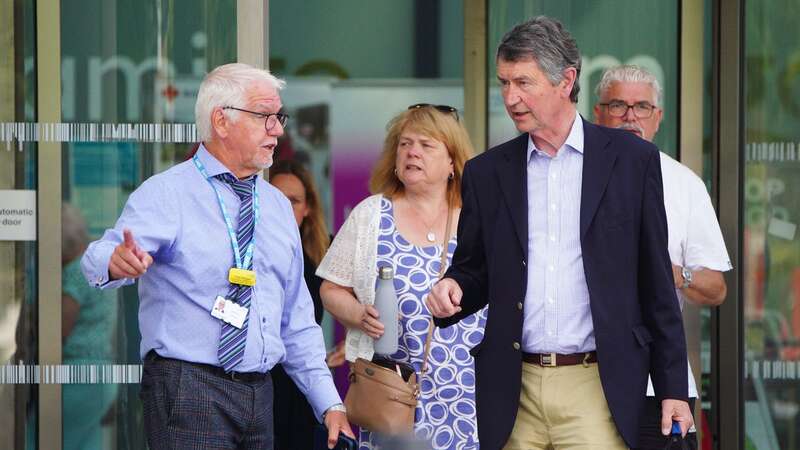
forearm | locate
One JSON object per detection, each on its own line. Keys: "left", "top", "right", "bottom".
{"left": 319, "top": 281, "right": 363, "bottom": 329}
{"left": 682, "top": 268, "right": 727, "bottom": 306}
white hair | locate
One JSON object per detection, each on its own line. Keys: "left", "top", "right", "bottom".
{"left": 595, "top": 65, "right": 663, "bottom": 107}
{"left": 195, "top": 63, "right": 286, "bottom": 141}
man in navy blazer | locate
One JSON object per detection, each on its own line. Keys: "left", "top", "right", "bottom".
{"left": 427, "top": 16, "right": 694, "bottom": 450}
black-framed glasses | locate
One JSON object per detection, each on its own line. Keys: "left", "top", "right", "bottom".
{"left": 222, "top": 106, "right": 289, "bottom": 131}
{"left": 598, "top": 100, "right": 657, "bottom": 119}
{"left": 408, "top": 103, "right": 459, "bottom": 121}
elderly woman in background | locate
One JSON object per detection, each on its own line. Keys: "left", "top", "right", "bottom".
{"left": 317, "top": 104, "right": 485, "bottom": 450}
{"left": 268, "top": 159, "right": 346, "bottom": 450}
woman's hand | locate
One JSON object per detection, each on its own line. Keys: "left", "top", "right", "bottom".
{"left": 325, "top": 341, "right": 346, "bottom": 368}
{"left": 357, "top": 304, "right": 385, "bottom": 339}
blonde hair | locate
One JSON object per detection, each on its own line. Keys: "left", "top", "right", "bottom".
{"left": 369, "top": 106, "right": 473, "bottom": 208}
{"left": 269, "top": 160, "right": 330, "bottom": 266}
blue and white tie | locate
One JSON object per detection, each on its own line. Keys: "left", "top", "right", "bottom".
{"left": 216, "top": 173, "right": 255, "bottom": 372}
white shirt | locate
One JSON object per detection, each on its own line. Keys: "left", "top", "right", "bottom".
{"left": 523, "top": 113, "right": 595, "bottom": 354}
{"left": 646, "top": 152, "right": 732, "bottom": 398}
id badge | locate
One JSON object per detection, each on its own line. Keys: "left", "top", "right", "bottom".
{"left": 224, "top": 302, "right": 248, "bottom": 329}
{"left": 211, "top": 296, "right": 228, "bottom": 320}
{"left": 229, "top": 268, "right": 256, "bottom": 286}
{"left": 210, "top": 296, "right": 248, "bottom": 329}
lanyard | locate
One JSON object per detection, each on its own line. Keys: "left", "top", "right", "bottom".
{"left": 193, "top": 154, "right": 259, "bottom": 269}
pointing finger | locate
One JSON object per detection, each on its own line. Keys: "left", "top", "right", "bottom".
{"left": 123, "top": 229, "right": 136, "bottom": 250}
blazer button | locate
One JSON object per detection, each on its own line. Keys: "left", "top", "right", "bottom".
{"left": 522, "top": 260, "right": 526, "bottom": 267}
{"left": 512, "top": 342, "right": 520, "bottom": 350}
{"left": 517, "top": 302, "right": 523, "bottom": 310}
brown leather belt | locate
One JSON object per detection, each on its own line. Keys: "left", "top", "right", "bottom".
{"left": 522, "top": 351, "right": 597, "bottom": 367}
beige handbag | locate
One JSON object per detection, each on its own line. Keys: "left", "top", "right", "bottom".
{"left": 343, "top": 355, "right": 422, "bottom": 435}
{"left": 343, "top": 203, "right": 452, "bottom": 435}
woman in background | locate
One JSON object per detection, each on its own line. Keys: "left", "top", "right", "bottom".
{"left": 269, "top": 159, "right": 345, "bottom": 449}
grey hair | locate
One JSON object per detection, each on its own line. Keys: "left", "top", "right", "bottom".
{"left": 595, "top": 65, "right": 663, "bottom": 107}
{"left": 62, "top": 203, "right": 89, "bottom": 264}
{"left": 496, "top": 16, "right": 582, "bottom": 103}
{"left": 195, "top": 63, "right": 286, "bottom": 141}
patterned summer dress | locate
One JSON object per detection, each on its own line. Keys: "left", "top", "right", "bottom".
{"left": 358, "top": 197, "right": 486, "bottom": 450}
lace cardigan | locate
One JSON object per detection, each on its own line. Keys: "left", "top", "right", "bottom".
{"left": 316, "top": 194, "right": 383, "bottom": 362}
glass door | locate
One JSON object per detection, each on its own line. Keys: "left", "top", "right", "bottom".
{"left": 59, "top": 2, "right": 236, "bottom": 449}
{"left": 1, "top": 0, "right": 39, "bottom": 448}
{"left": 742, "top": 1, "right": 800, "bottom": 448}
{"left": 2, "top": 1, "right": 238, "bottom": 448}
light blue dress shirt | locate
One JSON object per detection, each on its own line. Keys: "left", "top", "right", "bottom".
{"left": 81, "top": 144, "right": 340, "bottom": 418}
{"left": 523, "top": 113, "right": 595, "bottom": 354}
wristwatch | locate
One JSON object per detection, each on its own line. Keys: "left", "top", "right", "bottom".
{"left": 680, "top": 266, "right": 693, "bottom": 289}
{"left": 323, "top": 403, "right": 347, "bottom": 420}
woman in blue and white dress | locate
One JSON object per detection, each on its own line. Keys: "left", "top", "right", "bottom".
{"left": 317, "top": 104, "right": 485, "bottom": 450}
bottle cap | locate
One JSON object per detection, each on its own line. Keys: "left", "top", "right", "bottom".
{"left": 378, "top": 266, "right": 394, "bottom": 280}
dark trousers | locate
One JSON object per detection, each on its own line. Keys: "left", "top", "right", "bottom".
{"left": 140, "top": 352, "right": 274, "bottom": 450}
{"left": 635, "top": 397, "right": 698, "bottom": 450}
{"left": 271, "top": 364, "right": 319, "bottom": 450}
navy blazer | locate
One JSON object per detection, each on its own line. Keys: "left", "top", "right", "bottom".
{"left": 436, "top": 118, "right": 688, "bottom": 449}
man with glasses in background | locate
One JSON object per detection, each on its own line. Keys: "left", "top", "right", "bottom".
{"left": 594, "top": 65, "right": 731, "bottom": 450}
{"left": 81, "top": 63, "right": 353, "bottom": 450}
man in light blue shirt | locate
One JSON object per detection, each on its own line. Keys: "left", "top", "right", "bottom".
{"left": 82, "top": 63, "right": 352, "bottom": 449}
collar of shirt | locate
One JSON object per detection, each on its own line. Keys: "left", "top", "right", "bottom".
{"left": 526, "top": 112, "right": 585, "bottom": 162}
{"left": 196, "top": 143, "right": 257, "bottom": 183}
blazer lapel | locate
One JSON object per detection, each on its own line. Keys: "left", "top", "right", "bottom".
{"left": 495, "top": 133, "right": 529, "bottom": 256}
{"left": 580, "top": 119, "right": 616, "bottom": 238}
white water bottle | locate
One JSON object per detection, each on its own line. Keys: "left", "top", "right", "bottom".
{"left": 373, "top": 266, "right": 399, "bottom": 355}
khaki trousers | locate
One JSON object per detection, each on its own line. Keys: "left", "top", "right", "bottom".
{"left": 503, "top": 361, "right": 628, "bottom": 450}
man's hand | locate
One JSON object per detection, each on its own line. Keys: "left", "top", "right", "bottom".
{"left": 661, "top": 398, "right": 694, "bottom": 437}
{"left": 323, "top": 410, "right": 355, "bottom": 449}
{"left": 108, "top": 229, "right": 153, "bottom": 280}
{"left": 426, "top": 278, "right": 463, "bottom": 318}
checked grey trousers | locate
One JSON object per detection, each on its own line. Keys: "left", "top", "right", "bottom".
{"left": 140, "top": 352, "right": 274, "bottom": 450}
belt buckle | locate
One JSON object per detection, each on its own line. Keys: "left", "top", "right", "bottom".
{"left": 540, "top": 352, "right": 557, "bottom": 367}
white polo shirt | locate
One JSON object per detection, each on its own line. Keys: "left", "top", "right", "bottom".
{"left": 647, "top": 152, "right": 733, "bottom": 398}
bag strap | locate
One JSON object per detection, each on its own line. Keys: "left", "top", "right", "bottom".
{"left": 420, "top": 200, "right": 453, "bottom": 376}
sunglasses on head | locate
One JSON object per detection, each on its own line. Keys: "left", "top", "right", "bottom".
{"left": 407, "top": 103, "right": 459, "bottom": 121}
